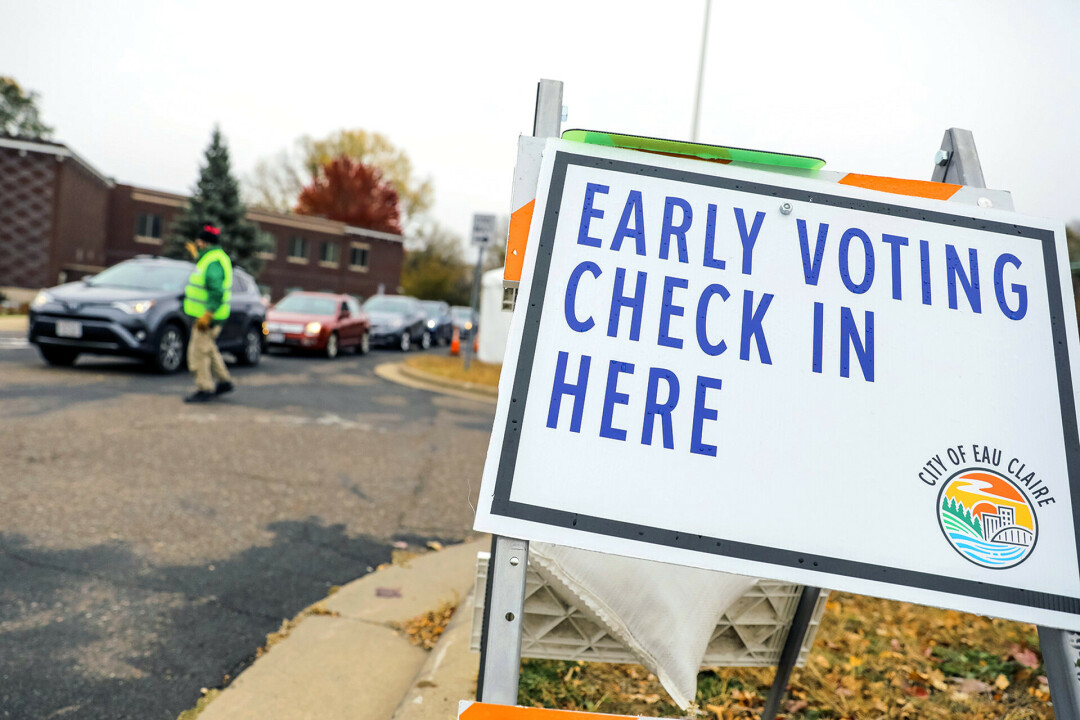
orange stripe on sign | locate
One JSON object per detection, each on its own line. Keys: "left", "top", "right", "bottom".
{"left": 839, "top": 173, "right": 962, "bottom": 201}
{"left": 503, "top": 199, "right": 535, "bottom": 284}
{"left": 460, "top": 702, "right": 646, "bottom": 720}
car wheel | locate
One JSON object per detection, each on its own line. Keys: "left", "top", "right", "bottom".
{"left": 398, "top": 331, "right": 411, "bottom": 352}
{"left": 151, "top": 323, "right": 186, "bottom": 373}
{"left": 39, "top": 346, "right": 79, "bottom": 367}
{"left": 359, "top": 331, "right": 370, "bottom": 355}
{"left": 326, "top": 332, "right": 339, "bottom": 359}
{"left": 420, "top": 330, "right": 432, "bottom": 350}
{"left": 237, "top": 325, "right": 262, "bottom": 366}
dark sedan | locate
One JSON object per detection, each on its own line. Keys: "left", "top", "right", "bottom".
{"left": 419, "top": 300, "right": 454, "bottom": 346}
{"left": 28, "top": 256, "right": 266, "bottom": 372}
{"left": 363, "top": 294, "right": 430, "bottom": 351}
{"left": 451, "top": 305, "right": 478, "bottom": 340}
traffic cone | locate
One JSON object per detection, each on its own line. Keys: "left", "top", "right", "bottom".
{"left": 450, "top": 327, "right": 460, "bottom": 356}
{"left": 473, "top": 333, "right": 479, "bottom": 354}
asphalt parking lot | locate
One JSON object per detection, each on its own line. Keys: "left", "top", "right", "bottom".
{"left": 0, "top": 328, "right": 492, "bottom": 719}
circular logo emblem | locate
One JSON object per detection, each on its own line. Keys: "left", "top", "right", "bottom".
{"left": 937, "top": 468, "right": 1037, "bottom": 569}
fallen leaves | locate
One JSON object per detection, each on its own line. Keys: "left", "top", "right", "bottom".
{"left": 518, "top": 591, "right": 1054, "bottom": 719}
{"left": 391, "top": 599, "right": 457, "bottom": 650}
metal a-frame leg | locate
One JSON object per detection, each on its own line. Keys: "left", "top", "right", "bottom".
{"left": 477, "top": 78, "right": 564, "bottom": 707}
{"left": 931, "top": 127, "right": 1080, "bottom": 720}
{"left": 760, "top": 586, "right": 821, "bottom": 720}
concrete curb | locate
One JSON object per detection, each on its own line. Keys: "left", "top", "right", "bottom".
{"left": 191, "top": 538, "right": 487, "bottom": 720}
{"left": 375, "top": 362, "right": 498, "bottom": 404}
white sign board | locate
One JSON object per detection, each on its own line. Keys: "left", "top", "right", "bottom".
{"left": 473, "top": 213, "right": 497, "bottom": 247}
{"left": 475, "top": 139, "right": 1080, "bottom": 631}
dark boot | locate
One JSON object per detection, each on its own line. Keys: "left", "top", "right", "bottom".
{"left": 215, "top": 380, "right": 235, "bottom": 395}
{"left": 184, "top": 390, "right": 216, "bottom": 403}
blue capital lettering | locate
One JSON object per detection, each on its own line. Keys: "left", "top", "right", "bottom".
{"left": 599, "top": 360, "right": 634, "bottom": 442}
{"left": 740, "top": 290, "right": 773, "bottom": 364}
{"left": 703, "top": 204, "right": 726, "bottom": 270}
{"left": 881, "top": 234, "right": 908, "bottom": 300}
{"left": 660, "top": 196, "right": 691, "bottom": 263}
{"left": 577, "top": 182, "right": 608, "bottom": 248}
{"left": 993, "top": 253, "right": 1027, "bottom": 321}
{"left": 658, "top": 276, "right": 689, "bottom": 349}
{"left": 607, "top": 268, "right": 647, "bottom": 341}
{"left": 797, "top": 219, "right": 828, "bottom": 285}
{"left": 695, "top": 284, "right": 730, "bottom": 356}
{"left": 691, "top": 375, "right": 723, "bottom": 457}
{"left": 840, "top": 308, "right": 874, "bottom": 382}
{"left": 564, "top": 261, "right": 601, "bottom": 332}
{"left": 642, "top": 367, "right": 680, "bottom": 449}
{"left": 611, "top": 190, "right": 646, "bottom": 256}
{"left": 734, "top": 207, "right": 765, "bottom": 275}
{"left": 946, "top": 244, "right": 981, "bottom": 313}
{"left": 839, "top": 227, "right": 874, "bottom": 294}
{"left": 546, "top": 351, "right": 591, "bottom": 432}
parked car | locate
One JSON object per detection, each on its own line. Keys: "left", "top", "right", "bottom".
{"left": 364, "top": 295, "right": 430, "bottom": 351}
{"left": 419, "top": 300, "right": 454, "bottom": 346}
{"left": 28, "top": 255, "right": 266, "bottom": 372}
{"left": 451, "top": 305, "right": 479, "bottom": 340}
{"left": 266, "top": 291, "right": 370, "bottom": 358}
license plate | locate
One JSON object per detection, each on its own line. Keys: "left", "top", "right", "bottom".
{"left": 56, "top": 320, "right": 82, "bottom": 338}
{"left": 268, "top": 332, "right": 285, "bottom": 343}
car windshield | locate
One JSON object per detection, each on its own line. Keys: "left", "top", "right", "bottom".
{"left": 86, "top": 262, "right": 191, "bottom": 292}
{"left": 364, "top": 296, "right": 413, "bottom": 314}
{"left": 274, "top": 295, "right": 338, "bottom": 315}
{"left": 451, "top": 307, "right": 473, "bottom": 320}
{"left": 419, "top": 301, "right": 445, "bottom": 318}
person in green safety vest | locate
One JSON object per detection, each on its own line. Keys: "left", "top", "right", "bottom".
{"left": 183, "top": 225, "right": 235, "bottom": 403}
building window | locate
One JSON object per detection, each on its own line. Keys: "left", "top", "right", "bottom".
{"left": 319, "top": 241, "right": 340, "bottom": 267}
{"left": 288, "top": 236, "right": 309, "bottom": 263}
{"left": 349, "top": 242, "right": 370, "bottom": 272}
{"left": 135, "top": 213, "right": 163, "bottom": 244}
{"left": 256, "top": 228, "right": 276, "bottom": 260}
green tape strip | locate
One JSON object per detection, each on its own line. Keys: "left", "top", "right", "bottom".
{"left": 561, "top": 129, "right": 826, "bottom": 170}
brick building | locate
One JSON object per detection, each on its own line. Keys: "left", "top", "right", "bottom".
{"left": 0, "top": 135, "right": 405, "bottom": 303}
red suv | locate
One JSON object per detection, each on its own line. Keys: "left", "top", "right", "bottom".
{"left": 266, "top": 292, "right": 370, "bottom": 358}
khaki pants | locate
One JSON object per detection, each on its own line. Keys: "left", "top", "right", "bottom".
{"left": 188, "top": 324, "right": 232, "bottom": 392}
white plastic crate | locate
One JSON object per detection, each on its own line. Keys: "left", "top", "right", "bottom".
{"left": 470, "top": 552, "right": 828, "bottom": 667}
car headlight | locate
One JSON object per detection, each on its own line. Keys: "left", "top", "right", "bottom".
{"left": 31, "top": 291, "right": 52, "bottom": 309}
{"left": 426, "top": 319, "right": 437, "bottom": 328}
{"left": 304, "top": 321, "right": 322, "bottom": 336}
{"left": 112, "top": 299, "right": 155, "bottom": 314}
{"left": 464, "top": 320, "right": 473, "bottom": 330}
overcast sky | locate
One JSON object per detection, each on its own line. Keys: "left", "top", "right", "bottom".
{"left": 4, "top": 0, "right": 1078, "bottom": 246}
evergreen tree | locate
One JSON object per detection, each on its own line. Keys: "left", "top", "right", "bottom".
{"left": 165, "top": 127, "right": 267, "bottom": 275}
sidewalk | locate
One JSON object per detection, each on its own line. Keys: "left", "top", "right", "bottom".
{"left": 193, "top": 537, "right": 488, "bottom": 720}
{"left": 0, "top": 315, "right": 28, "bottom": 332}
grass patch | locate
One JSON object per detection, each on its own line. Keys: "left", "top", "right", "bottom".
{"left": 404, "top": 354, "right": 501, "bottom": 388}
{"left": 518, "top": 592, "right": 1052, "bottom": 719}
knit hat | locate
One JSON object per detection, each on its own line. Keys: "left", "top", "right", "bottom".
{"left": 198, "top": 225, "right": 221, "bottom": 243}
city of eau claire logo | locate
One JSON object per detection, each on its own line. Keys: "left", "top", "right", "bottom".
{"left": 918, "top": 444, "right": 1057, "bottom": 569}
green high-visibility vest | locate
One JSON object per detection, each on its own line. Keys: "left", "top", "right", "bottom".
{"left": 184, "top": 248, "right": 233, "bottom": 321}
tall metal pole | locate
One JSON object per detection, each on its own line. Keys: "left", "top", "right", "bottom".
{"left": 477, "top": 78, "right": 563, "bottom": 707}
{"left": 690, "top": 0, "right": 711, "bottom": 142}
{"left": 464, "top": 247, "right": 483, "bottom": 371}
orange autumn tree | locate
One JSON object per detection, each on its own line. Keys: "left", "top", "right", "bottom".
{"left": 295, "top": 155, "right": 402, "bottom": 234}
